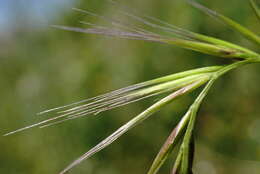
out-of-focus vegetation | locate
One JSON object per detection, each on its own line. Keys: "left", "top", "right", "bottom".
{"left": 1, "top": 0, "right": 260, "bottom": 174}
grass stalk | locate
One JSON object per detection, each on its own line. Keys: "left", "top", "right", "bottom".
{"left": 5, "top": 1, "right": 260, "bottom": 174}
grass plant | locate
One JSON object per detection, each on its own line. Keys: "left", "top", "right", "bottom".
{"left": 5, "top": 0, "right": 260, "bottom": 174}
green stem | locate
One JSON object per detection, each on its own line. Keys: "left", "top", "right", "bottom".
{"left": 178, "top": 58, "right": 259, "bottom": 174}
{"left": 180, "top": 78, "right": 216, "bottom": 174}
{"left": 172, "top": 149, "right": 183, "bottom": 174}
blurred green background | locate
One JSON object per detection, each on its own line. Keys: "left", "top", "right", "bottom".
{"left": 1, "top": 0, "right": 260, "bottom": 174}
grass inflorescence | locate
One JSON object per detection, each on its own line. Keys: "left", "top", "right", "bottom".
{"left": 5, "top": 0, "right": 260, "bottom": 174}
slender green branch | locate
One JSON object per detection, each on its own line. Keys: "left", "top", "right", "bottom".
{"left": 172, "top": 149, "right": 183, "bottom": 174}
{"left": 180, "top": 79, "right": 216, "bottom": 174}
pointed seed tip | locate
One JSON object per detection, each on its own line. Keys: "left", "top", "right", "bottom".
{"left": 3, "top": 131, "right": 17, "bottom": 136}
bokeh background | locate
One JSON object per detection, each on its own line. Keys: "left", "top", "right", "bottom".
{"left": 1, "top": 0, "right": 260, "bottom": 174}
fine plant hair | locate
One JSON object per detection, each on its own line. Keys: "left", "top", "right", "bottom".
{"left": 5, "top": 0, "right": 260, "bottom": 174}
